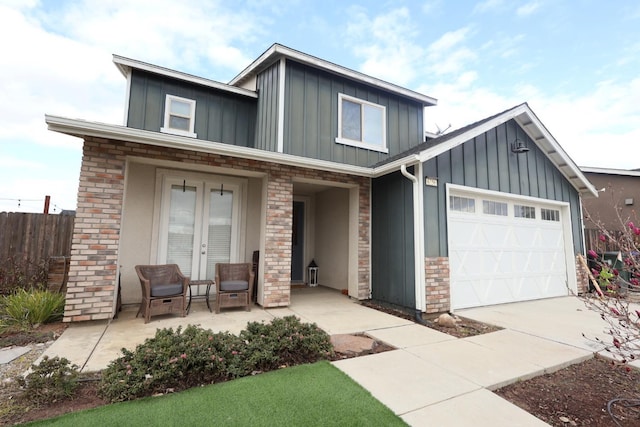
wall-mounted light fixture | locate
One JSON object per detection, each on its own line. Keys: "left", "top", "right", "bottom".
{"left": 511, "top": 139, "right": 530, "bottom": 154}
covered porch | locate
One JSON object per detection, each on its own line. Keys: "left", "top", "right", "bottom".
{"left": 60, "top": 134, "right": 371, "bottom": 322}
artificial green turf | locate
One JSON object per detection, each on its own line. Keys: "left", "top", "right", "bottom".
{"left": 28, "top": 361, "right": 407, "bottom": 426}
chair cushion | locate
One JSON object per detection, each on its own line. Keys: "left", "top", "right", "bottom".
{"left": 220, "top": 280, "right": 249, "bottom": 292}
{"left": 151, "top": 283, "right": 183, "bottom": 297}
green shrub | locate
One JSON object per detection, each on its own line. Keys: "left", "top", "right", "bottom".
{"left": 99, "top": 325, "right": 247, "bottom": 402}
{"left": 0, "top": 288, "right": 65, "bottom": 330}
{"left": 99, "top": 317, "right": 335, "bottom": 403}
{"left": 240, "top": 316, "right": 334, "bottom": 371}
{"left": 16, "top": 356, "right": 79, "bottom": 405}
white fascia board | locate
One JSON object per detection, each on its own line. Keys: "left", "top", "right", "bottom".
{"left": 45, "top": 115, "right": 373, "bottom": 177}
{"left": 580, "top": 166, "right": 640, "bottom": 177}
{"left": 417, "top": 104, "right": 530, "bottom": 163}
{"left": 411, "top": 103, "right": 598, "bottom": 198}
{"left": 112, "top": 55, "right": 258, "bottom": 99}
{"left": 229, "top": 44, "right": 437, "bottom": 107}
{"left": 514, "top": 106, "right": 598, "bottom": 198}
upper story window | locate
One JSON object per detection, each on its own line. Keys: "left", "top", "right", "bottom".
{"left": 336, "top": 93, "right": 388, "bottom": 153}
{"left": 161, "top": 94, "right": 197, "bottom": 138}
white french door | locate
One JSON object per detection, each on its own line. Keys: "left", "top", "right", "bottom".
{"left": 156, "top": 172, "right": 245, "bottom": 283}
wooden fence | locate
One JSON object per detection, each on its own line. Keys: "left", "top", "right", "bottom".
{"left": 584, "top": 228, "right": 626, "bottom": 254}
{"left": 0, "top": 212, "right": 74, "bottom": 292}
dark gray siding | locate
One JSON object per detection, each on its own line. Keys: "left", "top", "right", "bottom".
{"left": 127, "top": 70, "right": 256, "bottom": 147}
{"left": 423, "top": 119, "right": 584, "bottom": 257}
{"left": 255, "top": 62, "right": 280, "bottom": 151}
{"left": 283, "top": 60, "right": 424, "bottom": 167}
{"left": 371, "top": 170, "right": 416, "bottom": 310}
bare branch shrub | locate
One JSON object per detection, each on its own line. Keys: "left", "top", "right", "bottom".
{"left": 582, "top": 206, "right": 640, "bottom": 364}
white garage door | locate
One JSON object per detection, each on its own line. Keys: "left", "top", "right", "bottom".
{"left": 448, "top": 190, "right": 569, "bottom": 310}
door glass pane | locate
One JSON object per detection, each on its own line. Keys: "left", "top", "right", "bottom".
{"left": 205, "top": 189, "right": 233, "bottom": 279}
{"left": 167, "top": 185, "right": 197, "bottom": 277}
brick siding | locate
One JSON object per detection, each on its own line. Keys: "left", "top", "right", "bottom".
{"left": 424, "top": 256, "right": 450, "bottom": 314}
{"left": 575, "top": 254, "right": 590, "bottom": 295}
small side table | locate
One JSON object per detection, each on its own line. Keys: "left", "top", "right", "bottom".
{"left": 187, "top": 280, "right": 215, "bottom": 313}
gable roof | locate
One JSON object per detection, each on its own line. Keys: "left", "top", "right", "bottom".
{"left": 374, "top": 103, "right": 598, "bottom": 198}
{"left": 229, "top": 43, "right": 438, "bottom": 107}
{"left": 113, "top": 55, "right": 258, "bottom": 99}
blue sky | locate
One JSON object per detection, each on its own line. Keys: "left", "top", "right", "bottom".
{"left": 1, "top": 0, "right": 639, "bottom": 213}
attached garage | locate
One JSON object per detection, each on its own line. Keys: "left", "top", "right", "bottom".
{"left": 371, "top": 103, "right": 598, "bottom": 315}
{"left": 447, "top": 186, "right": 572, "bottom": 310}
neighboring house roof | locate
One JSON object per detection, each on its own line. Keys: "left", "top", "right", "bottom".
{"left": 581, "top": 167, "right": 640, "bottom": 177}
{"left": 229, "top": 43, "right": 438, "bottom": 107}
{"left": 376, "top": 103, "right": 599, "bottom": 198}
{"left": 113, "top": 55, "right": 258, "bottom": 99}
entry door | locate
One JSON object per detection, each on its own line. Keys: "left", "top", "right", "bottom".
{"left": 158, "top": 176, "right": 240, "bottom": 282}
{"left": 291, "top": 201, "right": 305, "bottom": 282}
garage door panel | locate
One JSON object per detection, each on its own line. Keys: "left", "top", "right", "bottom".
{"left": 449, "top": 191, "right": 569, "bottom": 310}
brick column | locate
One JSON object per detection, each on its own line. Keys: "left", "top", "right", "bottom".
{"left": 262, "top": 170, "right": 293, "bottom": 307}
{"left": 425, "top": 256, "right": 450, "bottom": 314}
{"left": 64, "top": 138, "right": 124, "bottom": 322}
{"left": 357, "top": 179, "right": 371, "bottom": 299}
{"left": 575, "top": 254, "right": 590, "bottom": 295}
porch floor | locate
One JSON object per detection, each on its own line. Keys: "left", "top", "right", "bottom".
{"left": 42, "top": 286, "right": 412, "bottom": 372}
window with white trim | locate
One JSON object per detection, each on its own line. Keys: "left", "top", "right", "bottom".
{"left": 161, "top": 94, "right": 197, "bottom": 138}
{"left": 514, "top": 204, "right": 536, "bottom": 219}
{"left": 336, "top": 93, "right": 387, "bottom": 153}
{"left": 541, "top": 208, "right": 560, "bottom": 221}
{"left": 450, "top": 196, "right": 476, "bottom": 213}
{"left": 483, "top": 200, "right": 508, "bottom": 216}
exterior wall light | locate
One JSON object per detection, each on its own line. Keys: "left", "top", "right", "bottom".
{"left": 511, "top": 139, "right": 530, "bottom": 154}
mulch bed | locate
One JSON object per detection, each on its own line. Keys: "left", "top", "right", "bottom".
{"left": 495, "top": 356, "right": 640, "bottom": 426}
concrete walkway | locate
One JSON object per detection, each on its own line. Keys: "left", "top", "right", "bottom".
{"left": 40, "top": 288, "right": 615, "bottom": 426}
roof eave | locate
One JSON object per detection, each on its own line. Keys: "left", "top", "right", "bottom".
{"left": 229, "top": 44, "right": 438, "bottom": 107}
{"left": 44, "top": 115, "right": 373, "bottom": 178}
{"left": 581, "top": 166, "right": 640, "bottom": 177}
{"left": 413, "top": 104, "right": 598, "bottom": 198}
{"left": 112, "top": 55, "right": 258, "bottom": 99}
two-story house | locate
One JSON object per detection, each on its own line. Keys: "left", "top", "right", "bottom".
{"left": 46, "top": 43, "right": 597, "bottom": 323}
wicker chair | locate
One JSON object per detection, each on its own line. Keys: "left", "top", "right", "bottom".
{"left": 214, "top": 263, "right": 255, "bottom": 313}
{"left": 135, "top": 264, "right": 189, "bottom": 323}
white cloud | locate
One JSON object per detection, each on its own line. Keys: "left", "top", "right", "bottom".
{"left": 516, "top": 2, "right": 541, "bottom": 17}
{"left": 345, "top": 6, "right": 424, "bottom": 85}
{"left": 46, "top": 0, "right": 261, "bottom": 75}
{"left": 473, "top": 0, "right": 506, "bottom": 14}
{"left": 421, "top": 0, "right": 442, "bottom": 15}
{"left": 0, "top": 175, "right": 80, "bottom": 214}
{"left": 425, "top": 27, "right": 477, "bottom": 76}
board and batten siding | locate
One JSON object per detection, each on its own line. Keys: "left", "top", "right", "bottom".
{"left": 254, "top": 62, "right": 280, "bottom": 152}
{"left": 282, "top": 60, "right": 424, "bottom": 167}
{"left": 371, "top": 169, "right": 416, "bottom": 309}
{"left": 127, "top": 70, "right": 257, "bottom": 147}
{"left": 423, "top": 119, "right": 584, "bottom": 257}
